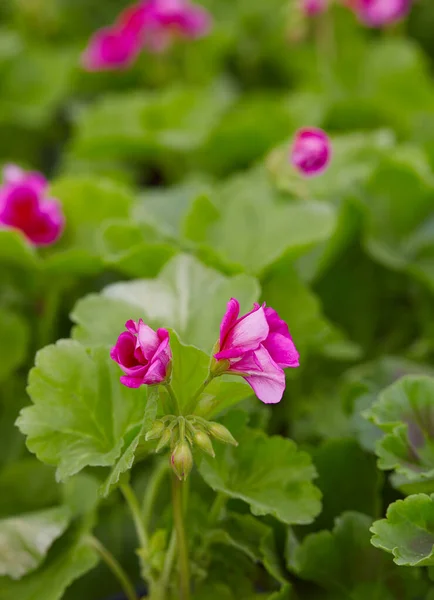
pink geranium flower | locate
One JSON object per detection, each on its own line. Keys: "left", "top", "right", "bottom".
{"left": 111, "top": 319, "right": 172, "bottom": 388}
{"left": 0, "top": 165, "right": 64, "bottom": 247}
{"left": 214, "top": 299, "right": 299, "bottom": 404}
{"left": 290, "top": 127, "right": 331, "bottom": 177}
{"left": 82, "top": 0, "right": 212, "bottom": 70}
{"left": 351, "top": 0, "right": 411, "bottom": 27}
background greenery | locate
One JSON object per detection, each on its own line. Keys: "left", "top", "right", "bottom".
{"left": 2, "top": 0, "right": 434, "bottom": 598}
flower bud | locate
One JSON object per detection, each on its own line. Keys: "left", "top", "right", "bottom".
{"left": 155, "top": 427, "right": 173, "bottom": 453}
{"left": 290, "top": 127, "right": 331, "bottom": 177}
{"left": 145, "top": 420, "right": 165, "bottom": 441}
{"left": 207, "top": 422, "right": 238, "bottom": 446}
{"left": 193, "top": 430, "right": 215, "bottom": 457}
{"left": 171, "top": 441, "right": 193, "bottom": 481}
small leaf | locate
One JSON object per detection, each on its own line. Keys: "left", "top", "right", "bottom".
{"left": 365, "top": 375, "right": 434, "bottom": 480}
{"left": 370, "top": 494, "right": 434, "bottom": 566}
{"left": 71, "top": 253, "right": 260, "bottom": 352}
{"left": 0, "top": 308, "right": 29, "bottom": 382}
{"left": 198, "top": 413, "right": 321, "bottom": 525}
{"left": 0, "top": 507, "right": 70, "bottom": 579}
{"left": 17, "top": 341, "right": 147, "bottom": 481}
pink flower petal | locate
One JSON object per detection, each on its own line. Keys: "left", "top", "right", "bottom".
{"left": 120, "top": 375, "right": 144, "bottom": 388}
{"left": 263, "top": 332, "right": 300, "bottom": 369}
{"left": 230, "top": 346, "right": 286, "bottom": 404}
{"left": 215, "top": 304, "right": 269, "bottom": 361}
{"left": 219, "top": 298, "right": 240, "bottom": 349}
{"left": 290, "top": 127, "right": 331, "bottom": 177}
{"left": 137, "top": 319, "right": 160, "bottom": 358}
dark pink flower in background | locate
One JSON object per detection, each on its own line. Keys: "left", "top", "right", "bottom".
{"left": 290, "top": 127, "right": 331, "bottom": 177}
{"left": 214, "top": 299, "right": 299, "bottom": 404}
{"left": 0, "top": 165, "right": 64, "bottom": 247}
{"left": 353, "top": 0, "right": 412, "bottom": 27}
{"left": 82, "top": 0, "right": 212, "bottom": 70}
{"left": 111, "top": 319, "right": 172, "bottom": 388}
{"left": 301, "top": 0, "right": 328, "bottom": 16}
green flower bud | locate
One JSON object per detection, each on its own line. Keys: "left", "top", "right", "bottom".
{"left": 208, "top": 422, "right": 238, "bottom": 446}
{"left": 155, "top": 427, "right": 173, "bottom": 453}
{"left": 145, "top": 420, "right": 165, "bottom": 441}
{"left": 171, "top": 441, "right": 193, "bottom": 481}
{"left": 193, "top": 430, "right": 215, "bottom": 457}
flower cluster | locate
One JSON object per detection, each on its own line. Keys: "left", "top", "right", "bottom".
{"left": 0, "top": 165, "right": 64, "bottom": 247}
{"left": 82, "top": 0, "right": 212, "bottom": 71}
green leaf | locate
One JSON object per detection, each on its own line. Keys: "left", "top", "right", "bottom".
{"left": 0, "top": 459, "right": 59, "bottom": 518}
{"left": 44, "top": 177, "right": 134, "bottom": 275}
{"left": 0, "top": 308, "right": 29, "bottom": 382}
{"left": 169, "top": 332, "right": 252, "bottom": 414}
{"left": 288, "top": 511, "right": 424, "bottom": 598}
{"left": 370, "top": 494, "right": 434, "bottom": 566}
{"left": 17, "top": 341, "right": 147, "bottom": 481}
{"left": 365, "top": 375, "right": 434, "bottom": 480}
{"left": 310, "top": 438, "right": 382, "bottom": 531}
{"left": 100, "top": 385, "right": 159, "bottom": 497}
{"left": 198, "top": 413, "right": 321, "bottom": 525}
{"left": 0, "top": 507, "right": 70, "bottom": 579}
{"left": 71, "top": 253, "right": 260, "bottom": 352}
{"left": 184, "top": 167, "right": 337, "bottom": 275}
{"left": 70, "top": 81, "right": 236, "bottom": 161}
{"left": 262, "top": 264, "right": 360, "bottom": 361}
{"left": 0, "top": 525, "right": 99, "bottom": 600}
{"left": 0, "top": 230, "right": 38, "bottom": 270}
{"left": 204, "top": 513, "right": 270, "bottom": 563}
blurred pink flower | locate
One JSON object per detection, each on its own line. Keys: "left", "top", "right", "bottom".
{"left": 352, "top": 0, "right": 412, "bottom": 27}
{"left": 82, "top": 0, "right": 212, "bottom": 70}
{"left": 290, "top": 127, "right": 331, "bottom": 177}
{"left": 214, "top": 299, "right": 299, "bottom": 404}
{"left": 111, "top": 319, "right": 172, "bottom": 388}
{"left": 0, "top": 165, "right": 64, "bottom": 246}
{"left": 301, "top": 0, "right": 328, "bottom": 16}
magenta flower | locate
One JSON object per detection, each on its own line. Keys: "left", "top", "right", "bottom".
{"left": 290, "top": 127, "right": 331, "bottom": 177}
{"left": 214, "top": 299, "right": 299, "bottom": 404}
{"left": 0, "top": 165, "right": 64, "bottom": 247}
{"left": 111, "top": 319, "right": 172, "bottom": 388}
{"left": 353, "top": 0, "right": 411, "bottom": 27}
{"left": 301, "top": 0, "right": 328, "bottom": 16}
{"left": 81, "top": 25, "right": 143, "bottom": 71}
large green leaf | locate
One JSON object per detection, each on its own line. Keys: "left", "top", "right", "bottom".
{"left": 71, "top": 253, "right": 260, "bottom": 352}
{"left": 365, "top": 375, "right": 434, "bottom": 481}
{"left": 288, "top": 511, "right": 425, "bottom": 599}
{"left": 198, "top": 413, "right": 321, "bottom": 525}
{"left": 70, "top": 81, "right": 236, "bottom": 161}
{"left": 184, "top": 167, "right": 336, "bottom": 275}
{"left": 0, "top": 507, "right": 70, "bottom": 579}
{"left": 44, "top": 177, "right": 134, "bottom": 275}
{"left": 0, "top": 525, "right": 99, "bottom": 600}
{"left": 17, "top": 341, "right": 147, "bottom": 481}
{"left": 370, "top": 494, "right": 434, "bottom": 566}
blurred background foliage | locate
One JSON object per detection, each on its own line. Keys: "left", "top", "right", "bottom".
{"left": 2, "top": 0, "right": 434, "bottom": 598}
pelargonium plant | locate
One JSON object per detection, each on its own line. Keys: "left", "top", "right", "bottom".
{"left": 15, "top": 280, "right": 317, "bottom": 600}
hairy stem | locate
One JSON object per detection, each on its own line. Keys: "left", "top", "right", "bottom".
{"left": 172, "top": 475, "right": 190, "bottom": 600}
{"left": 209, "top": 492, "right": 228, "bottom": 524}
{"left": 86, "top": 535, "right": 138, "bottom": 600}
{"left": 165, "top": 383, "right": 182, "bottom": 415}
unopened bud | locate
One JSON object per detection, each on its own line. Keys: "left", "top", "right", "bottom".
{"left": 193, "top": 430, "right": 215, "bottom": 457}
{"left": 145, "top": 420, "right": 165, "bottom": 441}
{"left": 208, "top": 422, "right": 238, "bottom": 446}
{"left": 155, "top": 427, "right": 173, "bottom": 453}
{"left": 171, "top": 441, "right": 193, "bottom": 481}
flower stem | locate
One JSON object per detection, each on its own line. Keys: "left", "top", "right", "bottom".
{"left": 172, "top": 474, "right": 190, "bottom": 600}
{"left": 185, "top": 374, "right": 214, "bottom": 414}
{"left": 120, "top": 482, "right": 148, "bottom": 553}
{"left": 86, "top": 535, "right": 138, "bottom": 600}
{"left": 152, "top": 529, "right": 177, "bottom": 600}
{"left": 165, "top": 383, "right": 182, "bottom": 415}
